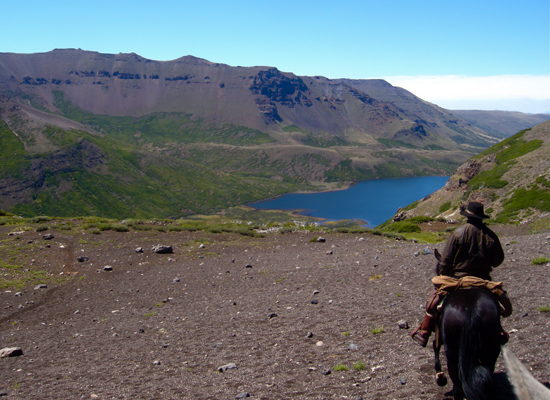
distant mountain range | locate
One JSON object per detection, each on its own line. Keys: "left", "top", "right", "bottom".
{"left": 0, "top": 49, "right": 548, "bottom": 218}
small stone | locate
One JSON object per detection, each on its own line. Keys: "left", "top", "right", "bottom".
{"left": 268, "top": 313, "right": 278, "bottom": 319}
{"left": 235, "top": 392, "right": 250, "bottom": 399}
{"left": 153, "top": 360, "right": 161, "bottom": 365}
{"left": 173, "top": 277, "right": 180, "bottom": 283}
{"left": 326, "top": 250, "right": 333, "bottom": 255}
{"left": 316, "top": 341, "right": 324, "bottom": 347}
{"left": 414, "top": 251, "right": 420, "bottom": 257}
{"left": 322, "top": 368, "right": 331, "bottom": 375}
{"left": 400, "top": 377, "right": 407, "bottom": 385}
{"left": 398, "top": 319, "right": 409, "bottom": 329}
{"left": 77, "top": 256, "right": 89, "bottom": 262}
{"left": 103, "top": 266, "right": 113, "bottom": 271}
{"left": 358, "top": 237, "right": 365, "bottom": 241}
{"left": 306, "top": 332, "right": 314, "bottom": 338}
{"left": 316, "top": 237, "right": 326, "bottom": 242}
{"left": 199, "top": 244, "right": 205, "bottom": 249}
{"left": 0, "top": 347, "right": 23, "bottom": 358}
{"left": 14, "top": 292, "right": 22, "bottom": 297}
{"left": 42, "top": 233, "right": 54, "bottom": 240}
{"left": 311, "top": 299, "right": 318, "bottom": 304}
{"left": 135, "top": 247, "right": 143, "bottom": 253}
{"left": 245, "top": 264, "right": 253, "bottom": 268}
{"left": 138, "top": 329, "right": 145, "bottom": 333}
{"left": 34, "top": 284, "right": 47, "bottom": 290}
{"left": 218, "top": 363, "right": 237, "bottom": 372}
{"left": 313, "top": 290, "right": 320, "bottom": 295}
{"left": 348, "top": 343, "right": 359, "bottom": 351}
{"left": 522, "top": 313, "right": 528, "bottom": 317}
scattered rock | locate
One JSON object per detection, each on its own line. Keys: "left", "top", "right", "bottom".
{"left": 245, "top": 264, "right": 253, "bottom": 268}
{"left": 400, "top": 377, "right": 407, "bottom": 385}
{"left": 326, "top": 250, "right": 333, "bottom": 255}
{"left": 306, "top": 332, "right": 314, "bottom": 338}
{"left": 173, "top": 277, "right": 180, "bottom": 283}
{"left": 348, "top": 343, "right": 359, "bottom": 351}
{"left": 135, "top": 247, "right": 143, "bottom": 253}
{"left": 152, "top": 245, "right": 173, "bottom": 254}
{"left": 397, "top": 319, "right": 409, "bottom": 329}
{"left": 199, "top": 244, "right": 206, "bottom": 249}
{"left": 0, "top": 347, "right": 23, "bottom": 358}
{"left": 34, "top": 284, "right": 47, "bottom": 290}
{"left": 423, "top": 248, "right": 433, "bottom": 255}
{"left": 153, "top": 360, "right": 161, "bottom": 365}
{"left": 311, "top": 299, "right": 318, "bottom": 304}
{"left": 218, "top": 363, "right": 237, "bottom": 372}
{"left": 103, "top": 266, "right": 113, "bottom": 271}
{"left": 268, "top": 313, "right": 278, "bottom": 319}
{"left": 235, "top": 392, "right": 250, "bottom": 399}
{"left": 42, "top": 233, "right": 54, "bottom": 240}
{"left": 316, "top": 237, "right": 326, "bottom": 242}
{"left": 322, "top": 368, "right": 331, "bottom": 375}
{"left": 316, "top": 341, "right": 324, "bottom": 346}
{"left": 77, "top": 256, "right": 89, "bottom": 262}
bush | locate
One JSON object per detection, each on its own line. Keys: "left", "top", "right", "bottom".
{"left": 384, "top": 221, "right": 421, "bottom": 233}
{"left": 36, "top": 225, "right": 49, "bottom": 232}
{"left": 439, "top": 202, "right": 451, "bottom": 213}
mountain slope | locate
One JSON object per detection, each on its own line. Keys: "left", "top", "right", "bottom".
{"left": 394, "top": 120, "right": 550, "bottom": 225}
{"left": 0, "top": 49, "right": 542, "bottom": 218}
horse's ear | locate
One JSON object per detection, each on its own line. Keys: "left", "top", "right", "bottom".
{"left": 434, "top": 248, "right": 442, "bottom": 261}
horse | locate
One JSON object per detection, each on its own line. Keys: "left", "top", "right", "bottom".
{"left": 433, "top": 287, "right": 503, "bottom": 400}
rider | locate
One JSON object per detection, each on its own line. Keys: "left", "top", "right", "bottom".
{"left": 411, "top": 201, "right": 509, "bottom": 347}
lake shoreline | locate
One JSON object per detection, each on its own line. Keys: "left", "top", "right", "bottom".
{"left": 249, "top": 176, "right": 450, "bottom": 227}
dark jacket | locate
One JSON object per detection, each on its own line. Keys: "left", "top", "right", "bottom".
{"left": 437, "top": 219, "right": 504, "bottom": 280}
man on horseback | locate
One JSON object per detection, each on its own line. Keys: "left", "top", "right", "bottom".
{"left": 411, "top": 201, "right": 512, "bottom": 347}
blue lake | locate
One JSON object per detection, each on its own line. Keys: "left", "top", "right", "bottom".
{"left": 250, "top": 176, "right": 449, "bottom": 227}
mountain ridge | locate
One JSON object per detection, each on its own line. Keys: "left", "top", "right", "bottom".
{"left": 0, "top": 49, "right": 547, "bottom": 218}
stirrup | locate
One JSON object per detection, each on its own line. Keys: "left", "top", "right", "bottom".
{"left": 411, "top": 330, "right": 429, "bottom": 347}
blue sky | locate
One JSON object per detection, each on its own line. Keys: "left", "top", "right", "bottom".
{"left": 2, "top": 0, "right": 549, "bottom": 113}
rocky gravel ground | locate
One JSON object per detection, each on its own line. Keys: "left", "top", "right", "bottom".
{"left": 0, "top": 224, "right": 549, "bottom": 399}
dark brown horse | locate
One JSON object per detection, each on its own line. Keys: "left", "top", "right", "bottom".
{"left": 434, "top": 287, "right": 502, "bottom": 400}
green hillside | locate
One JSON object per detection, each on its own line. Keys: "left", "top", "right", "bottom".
{"left": 395, "top": 121, "right": 550, "bottom": 226}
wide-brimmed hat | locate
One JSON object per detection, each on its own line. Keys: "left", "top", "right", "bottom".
{"left": 459, "top": 202, "right": 490, "bottom": 219}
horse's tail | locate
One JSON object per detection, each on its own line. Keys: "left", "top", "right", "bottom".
{"left": 459, "top": 307, "right": 494, "bottom": 400}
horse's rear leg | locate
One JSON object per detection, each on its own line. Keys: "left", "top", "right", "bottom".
{"left": 446, "top": 348, "right": 464, "bottom": 400}
{"left": 433, "top": 337, "right": 448, "bottom": 386}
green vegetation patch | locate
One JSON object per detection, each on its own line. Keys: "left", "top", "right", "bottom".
{"left": 496, "top": 186, "right": 550, "bottom": 224}
{"left": 531, "top": 257, "right": 550, "bottom": 265}
{"left": 377, "top": 138, "right": 418, "bottom": 149}
{"left": 0, "top": 121, "right": 31, "bottom": 179}
{"left": 53, "top": 91, "right": 274, "bottom": 146}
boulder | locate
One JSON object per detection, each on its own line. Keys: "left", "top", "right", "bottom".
{"left": 152, "top": 245, "right": 173, "bottom": 254}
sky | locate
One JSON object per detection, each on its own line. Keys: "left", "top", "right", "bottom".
{"left": 2, "top": 0, "right": 549, "bottom": 113}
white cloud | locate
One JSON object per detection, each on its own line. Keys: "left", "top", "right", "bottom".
{"left": 384, "top": 75, "right": 550, "bottom": 114}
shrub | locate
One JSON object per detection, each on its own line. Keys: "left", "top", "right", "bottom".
{"left": 537, "top": 305, "right": 550, "bottom": 312}
{"left": 333, "top": 364, "right": 349, "bottom": 371}
{"left": 384, "top": 221, "right": 421, "bottom": 233}
{"left": 36, "top": 225, "right": 49, "bottom": 232}
{"left": 353, "top": 362, "right": 366, "bottom": 371}
{"left": 439, "top": 202, "right": 451, "bottom": 213}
